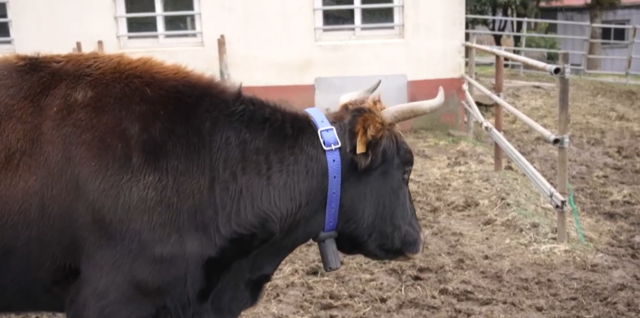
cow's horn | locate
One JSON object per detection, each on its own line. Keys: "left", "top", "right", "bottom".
{"left": 338, "top": 79, "right": 382, "bottom": 105}
{"left": 381, "top": 86, "right": 445, "bottom": 124}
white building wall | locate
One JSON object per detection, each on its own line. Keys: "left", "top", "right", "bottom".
{"left": 5, "top": 0, "right": 465, "bottom": 87}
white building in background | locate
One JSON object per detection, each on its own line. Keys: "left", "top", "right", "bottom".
{"left": 1, "top": 0, "right": 466, "bottom": 130}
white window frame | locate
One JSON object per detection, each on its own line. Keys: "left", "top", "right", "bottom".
{"left": 313, "top": 0, "right": 404, "bottom": 42}
{"left": 114, "top": 0, "right": 203, "bottom": 49}
{"left": 0, "top": 0, "right": 14, "bottom": 53}
{"left": 600, "top": 20, "right": 630, "bottom": 48}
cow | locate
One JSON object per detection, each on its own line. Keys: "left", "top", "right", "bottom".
{"left": 0, "top": 52, "right": 445, "bottom": 318}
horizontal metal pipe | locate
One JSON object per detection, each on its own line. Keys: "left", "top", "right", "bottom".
{"left": 480, "top": 45, "right": 586, "bottom": 55}
{"left": 466, "top": 14, "right": 590, "bottom": 26}
{"left": 461, "top": 97, "right": 566, "bottom": 210}
{"left": 588, "top": 39, "right": 631, "bottom": 44}
{"left": 488, "top": 125, "right": 566, "bottom": 209}
{"left": 463, "top": 75, "right": 561, "bottom": 145}
{"left": 465, "top": 42, "right": 562, "bottom": 75}
{"left": 591, "top": 23, "right": 634, "bottom": 29}
{"left": 467, "top": 59, "right": 581, "bottom": 69}
{"left": 587, "top": 55, "right": 629, "bottom": 60}
{"left": 461, "top": 88, "right": 486, "bottom": 124}
{"left": 466, "top": 30, "right": 588, "bottom": 40}
{"left": 493, "top": 62, "right": 586, "bottom": 71}
{"left": 467, "top": 14, "right": 640, "bottom": 29}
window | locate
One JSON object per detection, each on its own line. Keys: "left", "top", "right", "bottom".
{"left": 314, "top": 0, "right": 404, "bottom": 41}
{"left": 0, "top": 0, "right": 13, "bottom": 51}
{"left": 115, "top": 0, "right": 202, "bottom": 48}
{"left": 601, "top": 20, "right": 629, "bottom": 47}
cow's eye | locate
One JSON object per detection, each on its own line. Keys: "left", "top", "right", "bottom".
{"left": 403, "top": 166, "right": 412, "bottom": 183}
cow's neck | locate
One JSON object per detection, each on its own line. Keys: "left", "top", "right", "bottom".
{"left": 203, "top": 151, "right": 331, "bottom": 317}
{"left": 200, "top": 106, "right": 343, "bottom": 314}
{"left": 207, "top": 209, "right": 325, "bottom": 317}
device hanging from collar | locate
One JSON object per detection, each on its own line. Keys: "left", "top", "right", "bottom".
{"left": 304, "top": 107, "right": 342, "bottom": 272}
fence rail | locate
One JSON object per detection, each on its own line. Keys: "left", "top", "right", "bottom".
{"left": 466, "top": 42, "right": 562, "bottom": 75}
{"left": 464, "top": 41, "right": 570, "bottom": 243}
{"left": 466, "top": 14, "right": 640, "bottom": 85}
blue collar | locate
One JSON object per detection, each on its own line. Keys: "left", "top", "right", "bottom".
{"left": 304, "top": 107, "right": 342, "bottom": 272}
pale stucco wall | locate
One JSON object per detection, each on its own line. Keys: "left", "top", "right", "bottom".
{"left": 3, "top": 0, "right": 465, "bottom": 86}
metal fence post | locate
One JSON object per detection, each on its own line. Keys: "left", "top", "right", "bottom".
{"left": 467, "top": 34, "right": 477, "bottom": 137}
{"left": 520, "top": 18, "right": 527, "bottom": 76}
{"left": 494, "top": 51, "right": 504, "bottom": 172}
{"left": 625, "top": 26, "right": 637, "bottom": 85}
{"left": 582, "top": 25, "right": 591, "bottom": 75}
{"left": 557, "top": 51, "right": 570, "bottom": 243}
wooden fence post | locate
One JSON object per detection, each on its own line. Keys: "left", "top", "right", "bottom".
{"left": 557, "top": 51, "right": 570, "bottom": 243}
{"left": 494, "top": 52, "right": 504, "bottom": 172}
{"left": 97, "top": 40, "right": 104, "bottom": 53}
{"left": 466, "top": 34, "right": 477, "bottom": 137}
{"left": 217, "top": 35, "right": 230, "bottom": 82}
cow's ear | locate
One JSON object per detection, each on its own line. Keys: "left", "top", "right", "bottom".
{"left": 366, "top": 93, "right": 386, "bottom": 112}
{"left": 352, "top": 111, "right": 386, "bottom": 169}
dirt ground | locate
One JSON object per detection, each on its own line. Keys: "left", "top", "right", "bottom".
{"left": 4, "top": 72, "right": 640, "bottom": 317}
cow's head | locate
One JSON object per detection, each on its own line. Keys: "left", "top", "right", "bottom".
{"left": 325, "top": 80, "right": 445, "bottom": 262}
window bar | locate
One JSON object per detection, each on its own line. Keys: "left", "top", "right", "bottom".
{"left": 394, "top": 1, "right": 402, "bottom": 34}
{"left": 155, "top": 0, "right": 166, "bottom": 41}
{"left": 116, "top": 30, "right": 202, "bottom": 38}
{"left": 315, "top": 23, "right": 403, "bottom": 30}
{"left": 115, "top": 11, "right": 200, "bottom": 18}
{"left": 187, "top": 15, "right": 193, "bottom": 31}
{"left": 193, "top": 0, "right": 203, "bottom": 41}
{"left": 314, "top": 1, "right": 403, "bottom": 36}
{"left": 354, "top": 0, "right": 362, "bottom": 36}
{"left": 313, "top": 4, "right": 402, "bottom": 10}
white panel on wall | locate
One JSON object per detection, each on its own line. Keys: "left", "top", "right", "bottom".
{"left": 314, "top": 74, "right": 408, "bottom": 113}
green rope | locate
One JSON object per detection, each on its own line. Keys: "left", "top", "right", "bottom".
{"left": 567, "top": 182, "right": 585, "bottom": 243}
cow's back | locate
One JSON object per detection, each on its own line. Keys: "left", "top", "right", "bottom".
{"left": 0, "top": 52, "right": 233, "bottom": 312}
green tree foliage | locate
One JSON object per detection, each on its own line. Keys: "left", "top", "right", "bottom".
{"left": 466, "top": 0, "right": 552, "bottom": 47}
{"left": 525, "top": 23, "right": 559, "bottom": 62}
